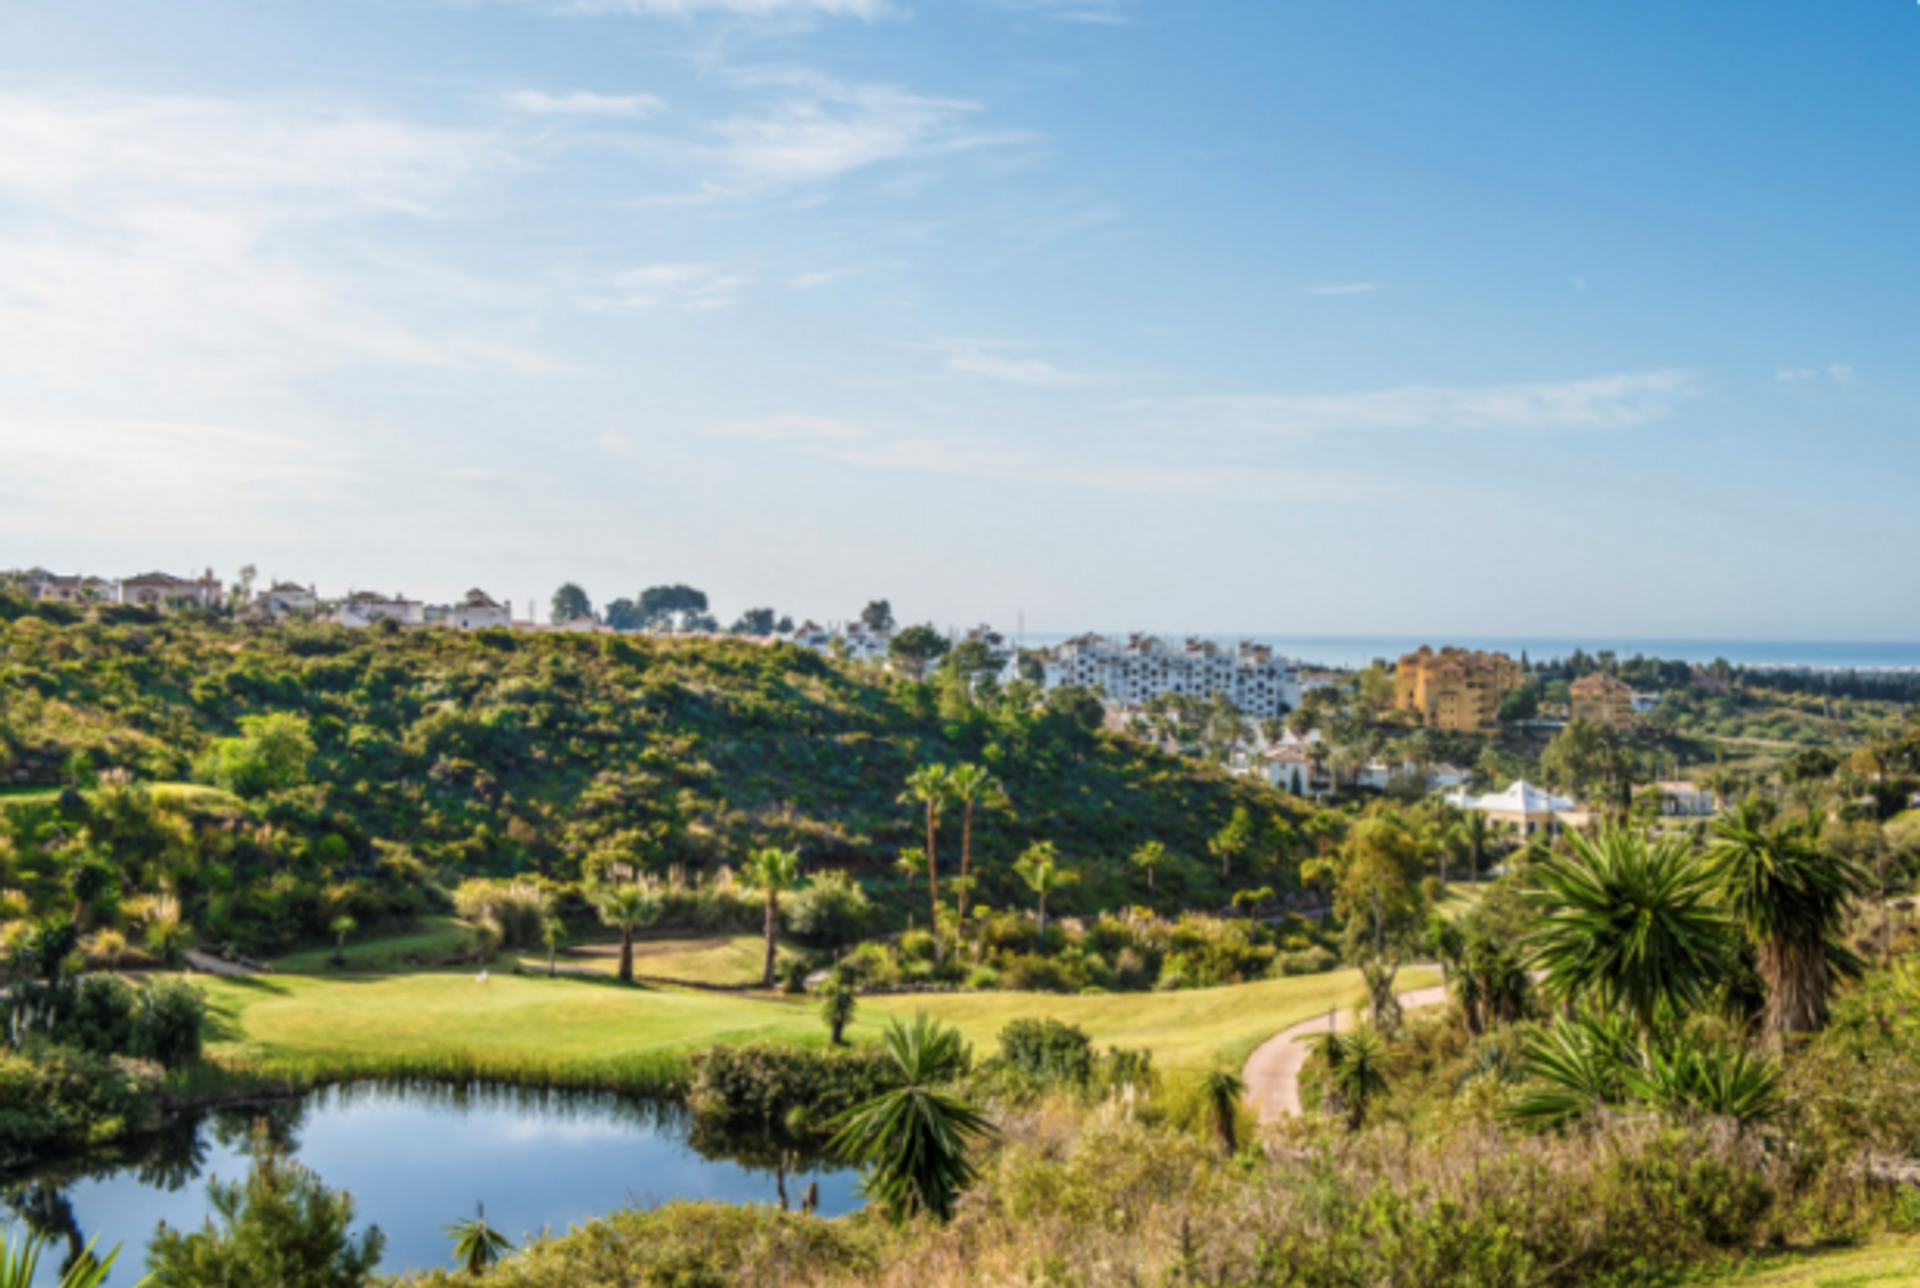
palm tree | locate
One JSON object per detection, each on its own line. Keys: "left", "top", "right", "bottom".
{"left": 1210, "top": 807, "right": 1254, "bottom": 880}
{"left": 593, "top": 883, "right": 663, "bottom": 985}
{"left": 820, "top": 967, "right": 858, "bottom": 1046}
{"left": 829, "top": 1014, "right": 991, "bottom": 1224}
{"left": 541, "top": 915, "right": 567, "bottom": 978}
{"left": 1708, "top": 801, "right": 1869, "bottom": 1038}
{"left": 0, "top": 1230, "right": 129, "bottom": 1288}
{"left": 328, "top": 915, "right": 356, "bottom": 967}
{"left": 740, "top": 847, "right": 803, "bottom": 989}
{"left": 1464, "top": 810, "right": 1491, "bottom": 883}
{"left": 444, "top": 1204, "right": 512, "bottom": 1277}
{"left": 1310, "top": 1028, "right": 1389, "bottom": 1131}
{"left": 900, "top": 765, "right": 951, "bottom": 967}
{"left": 1130, "top": 840, "right": 1169, "bottom": 897}
{"left": 1012, "top": 842, "right": 1077, "bottom": 950}
{"left": 944, "top": 764, "right": 1000, "bottom": 940}
{"left": 1523, "top": 826, "right": 1733, "bottom": 1036}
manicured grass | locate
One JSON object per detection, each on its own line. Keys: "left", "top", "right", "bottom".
{"left": 1714, "top": 1237, "right": 1920, "bottom": 1287}
{"left": 524, "top": 935, "right": 774, "bottom": 986}
{"left": 272, "top": 916, "right": 473, "bottom": 973}
{"left": 199, "top": 965, "right": 1433, "bottom": 1084}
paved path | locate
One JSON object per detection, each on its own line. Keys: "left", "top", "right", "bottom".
{"left": 1242, "top": 984, "right": 1449, "bottom": 1122}
{"left": 184, "top": 949, "right": 264, "bottom": 977}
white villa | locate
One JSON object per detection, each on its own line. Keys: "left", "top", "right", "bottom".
{"left": 1043, "top": 634, "right": 1303, "bottom": 718}
{"left": 254, "top": 582, "right": 319, "bottom": 618}
{"left": 1651, "top": 780, "right": 1718, "bottom": 817}
{"left": 335, "top": 591, "right": 425, "bottom": 628}
{"left": 118, "top": 569, "right": 224, "bottom": 610}
{"left": 1445, "top": 780, "right": 1581, "bottom": 838}
{"left": 448, "top": 589, "right": 513, "bottom": 631}
{"left": 20, "top": 569, "right": 118, "bottom": 603}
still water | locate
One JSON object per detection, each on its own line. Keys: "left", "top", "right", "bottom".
{"left": 4, "top": 1082, "right": 859, "bottom": 1285}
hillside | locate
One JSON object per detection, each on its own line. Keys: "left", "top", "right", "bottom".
{"left": 0, "top": 597, "right": 1294, "bottom": 950}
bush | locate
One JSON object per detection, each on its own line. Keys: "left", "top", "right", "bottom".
{"left": 689, "top": 1043, "right": 896, "bottom": 1135}
{"left": 0, "top": 1044, "right": 161, "bottom": 1159}
{"left": 785, "top": 871, "right": 873, "bottom": 949}
{"left": 996, "top": 1018, "right": 1095, "bottom": 1086}
{"left": 999, "top": 954, "right": 1075, "bottom": 993}
{"left": 61, "top": 973, "right": 137, "bottom": 1056}
{"left": 131, "top": 978, "right": 209, "bottom": 1068}
{"left": 1271, "top": 945, "right": 1339, "bottom": 977}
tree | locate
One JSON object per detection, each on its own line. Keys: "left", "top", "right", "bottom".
{"left": 146, "top": 1133, "right": 384, "bottom": 1288}
{"left": 444, "top": 1205, "right": 512, "bottom": 1277}
{"left": 1708, "top": 801, "right": 1869, "bottom": 1038}
{"left": 829, "top": 1015, "right": 990, "bottom": 1224}
{"left": 1541, "top": 718, "right": 1616, "bottom": 800}
{"left": 1012, "top": 842, "right": 1077, "bottom": 949}
{"left": 944, "top": 764, "right": 1000, "bottom": 940}
{"left": 730, "top": 607, "right": 779, "bottom": 636}
{"left": 860, "top": 600, "right": 895, "bottom": 634}
{"left": 1131, "top": 840, "right": 1169, "bottom": 896}
{"left": 541, "top": 916, "right": 567, "bottom": 978}
{"left": 549, "top": 583, "right": 592, "bottom": 625}
{"left": 889, "top": 625, "right": 950, "bottom": 679}
{"left": 1524, "top": 826, "right": 1732, "bottom": 1036}
{"left": 603, "top": 599, "right": 645, "bottom": 632}
{"left": 198, "top": 713, "right": 315, "bottom": 799}
{"left": 230, "top": 564, "right": 257, "bottom": 613}
{"left": 1199, "top": 1068, "right": 1244, "bottom": 1155}
{"left": 740, "top": 847, "right": 802, "bottom": 990}
{"left": 636, "top": 585, "right": 709, "bottom": 631}
{"left": 1209, "top": 806, "right": 1256, "bottom": 880}
{"left": 593, "top": 883, "right": 663, "bottom": 985}
{"left": 1499, "top": 682, "right": 1541, "bottom": 724}
{"left": 327, "top": 916, "right": 355, "bottom": 968}
{"left": 1306, "top": 812, "right": 1430, "bottom": 1031}
{"left": 900, "top": 766, "right": 951, "bottom": 967}
{"left": 819, "top": 968, "right": 858, "bottom": 1046}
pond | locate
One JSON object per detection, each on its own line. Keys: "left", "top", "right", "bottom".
{"left": 3, "top": 1083, "right": 861, "bottom": 1286}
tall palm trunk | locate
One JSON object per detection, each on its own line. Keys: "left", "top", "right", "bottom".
{"left": 1763, "top": 935, "right": 1829, "bottom": 1037}
{"left": 762, "top": 887, "right": 779, "bottom": 989}
{"left": 925, "top": 803, "right": 943, "bottom": 967}
{"left": 619, "top": 928, "right": 634, "bottom": 985}
{"left": 1036, "top": 892, "right": 1048, "bottom": 950}
{"left": 957, "top": 800, "right": 974, "bottom": 943}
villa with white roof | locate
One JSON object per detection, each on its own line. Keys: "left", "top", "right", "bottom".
{"left": 1445, "top": 780, "right": 1585, "bottom": 838}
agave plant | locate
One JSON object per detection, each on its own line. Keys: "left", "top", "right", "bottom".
{"left": 1625, "top": 1037, "right": 1784, "bottom": 1130}
{"left": 829, "top": 1014, "right": 992, "bottom": 1224}
{"left": 1504, "top": 1010, "right": 1638, "bottom": 1128}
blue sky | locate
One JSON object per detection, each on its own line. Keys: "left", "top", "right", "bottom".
{"left": 1, "top": 0, "right": 1915, "bottom": 639}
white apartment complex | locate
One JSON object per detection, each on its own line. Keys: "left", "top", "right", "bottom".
{"left": 1043, "top": 634, "right": 1303, "bottom": 717}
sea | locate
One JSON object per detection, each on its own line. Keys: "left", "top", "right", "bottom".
{"left": 1011, "top": 634, "right": 1920, "bottom": 674}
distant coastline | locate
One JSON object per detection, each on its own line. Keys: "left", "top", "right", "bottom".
{"left": 1012, "top": 634, "right": 1920, "bottom": 674}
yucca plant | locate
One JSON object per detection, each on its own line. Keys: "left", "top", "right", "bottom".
{"left": 1310, "top": 1027, "right": 1390, "bottom": 1131}
{"left": 1199, "top": 1068, "right": 1245, "bottom": 1155}
{"left": 1524, "top": 826, "right": 1733, "bottom": 1035}
{"left": 1504, "top": 1010, "right": 1638, "bottom": 1128}
{"left": 0, "top": 1230, "right": 135, "bottom": 1288}
{"left": 829, "top": 1014, "right": 991, "bottom": 1224}
{"left": 444, "top": 1203, "right": 513, "bottom": 1276}
{"left": 1625, "top": 1036, "right": 1783, "bottom": 1130}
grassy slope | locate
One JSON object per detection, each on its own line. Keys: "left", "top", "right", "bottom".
{"left": 201, "top": 966, "right": 1432, "bottom": 1075}
{"left": 1716, "top": 1238, "right": 1920, "bottom": 1287}
{"left": 527, "top": 936, "right": 775, "bottom": 986}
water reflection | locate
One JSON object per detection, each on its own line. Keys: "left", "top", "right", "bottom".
{"left": 1, "top": 1083, "right": 858, "bottom": 1286}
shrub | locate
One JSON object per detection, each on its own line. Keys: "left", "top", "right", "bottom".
{"left": 785, "top": 871, "right": 873, "bottom": 949}
{"left": 996, "top": 1018, "right": 1095, "bottom": 1086}
{"left": 130, "top": 978, "right": 208, "bottom": 1069}
{"left": 690, "top": 1043, "right": 896, "bottom": 1135}
{"left": 999, "top": 954, "right": 1075, "bottom": 993}
{"left": 1271, "top": 945, "right": 1339, "bottom": 977}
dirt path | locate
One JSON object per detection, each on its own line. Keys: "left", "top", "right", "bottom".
{"left": 184, "top": 949, "right": 264, "bottom": 977}
{"left": 1242, "top": 984, "right": 1449, "bottom": 1123}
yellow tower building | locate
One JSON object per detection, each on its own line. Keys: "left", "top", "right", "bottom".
{"left": 1394, "top": 646, "right": 1523, "bottom": 733}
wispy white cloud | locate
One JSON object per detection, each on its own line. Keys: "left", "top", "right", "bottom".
{"left": 1776, "top": 364, "right": 1854, "bottom": 385}
{"left": 587, "top": 262, "right": 756, "bottom": 310}
{"left": 715, "top": 415, "right": 867, "bottom": 442}
{"left": 1177, "top": 370, "right": 1695, "bottom": 435}
{"left": 703, "top": 68, "right": 1026, "bottom": 191}
{"left": 503, "top": 89, "right": 664, "bottom": 118}
{"left": 998, "top": 0, "right": 1132, "bottom": 24}
{"left": 1307, "top": 282, "right": 1381, "bottom": 297}
{"left": 787, "top": 268, "right": 850, "bottom": 289}
{"left": 938, "top": 340, "right": 1110, "bottom": 389}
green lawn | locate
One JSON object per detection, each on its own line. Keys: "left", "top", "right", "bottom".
{"left": 201, "top": 965, "right": 1430, "bottom": 1076}
{"left": 521, "top": 935, "right": 775, "bottom": 987}
{"left": 1715, "top": 1237, "right": 1920, "bottom": 1287}
{"left": 271, "top": 916, "right": 473, "bottom": 973}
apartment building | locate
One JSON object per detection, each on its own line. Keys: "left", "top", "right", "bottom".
{"left": 1570, "top": 672, "right": 1635, "bottom": 730}
{"left": 1042, "top": 634, "right": 1303, "bottom": 718}
{"left": 1393, "top": 645, "right": 1523, "bottom": 732}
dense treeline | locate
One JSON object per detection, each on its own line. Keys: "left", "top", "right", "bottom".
{"left": 0, "top": 597, "right": 1296, "bottom": 954}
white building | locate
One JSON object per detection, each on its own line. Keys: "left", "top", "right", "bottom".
{"left": 1043, "top": 634, "right": 1302, "bottom": 718}
{"left": 20, "top": 569, "right": 118, "bottom": 603}
{"left": 1651, "top": 780, "right": 1717, "bottom": 817}
{"left": 1445, "top": 780, "right": 1581, "bottom": 838}
{"left": 447, "top": 589, "right": 513, "bottom": 631}
{"left": 336, "top": 591, "right": 425, "bottom": 628}
{"left": 784, "top": 620, "right": 894, "bottom": 665}
{"left": 119, "top": 569, "right": 223, "bottom": 610}
{"left": 1630, "top": 693, "right": 1663, "bottom": 715}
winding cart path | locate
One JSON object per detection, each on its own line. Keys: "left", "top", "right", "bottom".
{"left": 1242, "top": 984, "right": 1449, "bottom": 1122}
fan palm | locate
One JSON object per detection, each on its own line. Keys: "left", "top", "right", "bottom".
{"left": 593, "top": 883, "right": 663, "bottom": 985}
{"left": 1199, "top": 1068, "right": 1244, "bottom": 1155}
{"left": 1523, "top": 826, "right": 1733, "bottom": 1035}
{"left": 900, "top": 765, "right": 951, "bottom": 967}
{"left": 740, "top": 847, "right": 803, "bottom": 989}
{"left": 540, "top": 915, "right": 567, "bottom": 978}
{"left": 829, "top": 1014, "right": 992, "bottom": 1224}
{"left": 1708, "top": 800, "right": 1869, "bottom": 1037}
{"left": 944, "top": 764, "right": 1001, "bottom": 940}
{"left": 0, "top": 1231, "right": 132, "bottom": 1288}
{"left": 444, "top": 1204, "right": 513, "bottom": 1277}
{"left": 328, "top": 914, "right": 356, "bottom": 967}
{"left": 1012, "top": 842, "right": 1077, "bottom": 950}
{"left": 819, "top": 967, "right": 858, "bottom": 1045}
